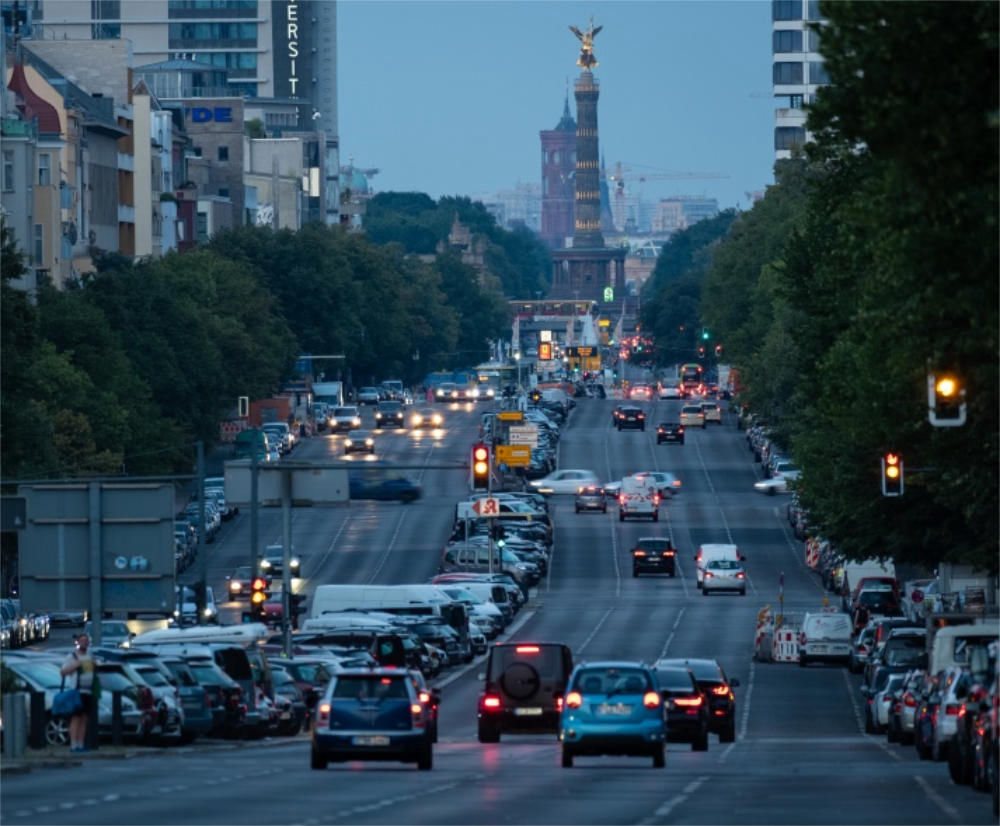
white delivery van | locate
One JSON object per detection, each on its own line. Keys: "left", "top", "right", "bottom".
{"left": 618, "top": 475, "right": 660, "bottom": 522}
{"left": 929, "top": 624, "right": 999, "bottom": 676}
{"left": 798, "top": 609, "right": 853, "bottom": 666}
{"left": 310, "top": 584, "right": 454, "bottom": 620}
{"left": 694, "top": 543, "right": 742, "bottom": 588}
{"left": 840, "top": 558, "right": 897, "bottom": 605}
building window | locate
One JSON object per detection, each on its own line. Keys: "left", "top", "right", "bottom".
{"left": 772, "top": 0, "right": 802, "bottom": 21}
{"left": 772, "top": 30, "right": 803, "bottom": 54}
{"left": 38, "top": 153, "right": 51, "bottom": 186}
{"left": 789, "top": 94, "right": 804, "bottom": 109}
{"left": 196, "top": 211, "right": 208, "bottom": 242}
{"left": 773, "top": 62, "right": 804, "bottom": 85}
{"left": 2, "top": 151, "right": 14, "bottom": 192}
{"left": 33, "top": 224, "right": 43, "bottom": 265}
{"left": 218, "top": 187, "right": 229, "bottom": 198}
{"left": 809, "top": 61, "right": 831, "bottom": 85}
{"left": 217, "top": 146, "right": 229, "bottom": 162}
{"left": 775, "top": 126, "right": 806, "bottom": 151}
{"left": 91, "top": 0, "right": 121, "bottom": 39}
{"left": 191, "top": 146, "right": 203, "bottom": 158}
{"left": 808, "top": 28, "right": 822, "bottom": 52}
{"left": 806, "top": 0, "right": 824, "bottom": 20}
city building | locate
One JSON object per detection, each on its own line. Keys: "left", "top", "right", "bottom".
{"left": 483, "top": 181, "right": 541, "bottom": 234}
{"left": 772, "top": 0, "right": 828, "bottom": 159}
{"left": 539, "top": 93, "right": 576, "bottom": 247}
{"left": 651, "top": 196, "right": 719, "bottom": 234}
{"left": 31, "top": 0, "right": 340, "bottom": 223}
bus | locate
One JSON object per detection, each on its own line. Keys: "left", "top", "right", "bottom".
{"left": 680, "top": 363, "right": 704, "bottom": 396}
{"left": 474, "top": 363, "right": 518, "bottom": 399}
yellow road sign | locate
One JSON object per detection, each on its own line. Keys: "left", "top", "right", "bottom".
{"left": 497, "top": 411, "right": 524, "bottom": 422}
{"left": 495, "top": 444, "right": 531, "bottom": 467}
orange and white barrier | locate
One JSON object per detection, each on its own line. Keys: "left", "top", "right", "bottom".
{"left": 753, "top": 606, "right": 775, "bottom": 662}
{"left": 805, "top": 538, "right": 820, "bottom": 569}
{"left": 771, "top": 628, "right": 800, "bottom": 663}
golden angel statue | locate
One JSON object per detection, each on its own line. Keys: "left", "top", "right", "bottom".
{"left": 569, "top": 18, "right": 603, "bottom": 70}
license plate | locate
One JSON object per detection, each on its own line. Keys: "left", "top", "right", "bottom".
{"left": 352, "top": 735, "right": 390, "bottom": 746}
{"left": 812, "top": 645, "right": 827, "bottom": 652}
{"left": 514, "top": 707, "right": 543, "bottom": 716}
{"left": 280, "top": 711, "right": 291, "bottom": 720}
{"left": 597, "top": 703, "right": 632, "bottom": 716}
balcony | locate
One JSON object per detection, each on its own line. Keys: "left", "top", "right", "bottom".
{"left": 117, "top": 153, "right": 135, "bottom": 172}
{"left": 118, "top": 204, "right": 136, "bottom": 224}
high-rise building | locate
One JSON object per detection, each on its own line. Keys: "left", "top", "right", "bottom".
{"left": 771, "top": 0, "right": 827, "bottom": 159}
{"left": 539, "top": 94, "right": 575, "bottom": 248}
{"left": 32, "top": 0, "right": 339, "bottom": 223}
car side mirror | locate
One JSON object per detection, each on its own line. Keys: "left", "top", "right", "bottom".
{"left": 729, "top": 678, "right": 740, "bottom": 688}
{"left": 693, "top": 555, "right": 698, "bottom": 562}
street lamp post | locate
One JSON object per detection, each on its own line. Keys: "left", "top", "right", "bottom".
{"left": 514, "top": 352, "right": 522, "bottom": 391}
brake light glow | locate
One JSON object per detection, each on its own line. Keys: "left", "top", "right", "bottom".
{"left": 736, "top": 572, "right": 745, "bottom": 579}
{"left": 380, "top": 678, "right": 392, "bottom": 684}
{"left": 411, "top": 703, "right": 423, "bottom": 715}
{"left": 903, "top": 693, "right": 917, "bottom": 708}
{"left": 711, "top": 685, "right": 731, "bottom": 697}
{"left": 317, "top": 702, "right": 330, "bottom": 724}
{"left": 705, "top": 572, "right": 714, "bottom": 579}
{"left": 633, "top": 550, "right": 647, "bottom": 557}
{"left": 483, "top": 696, "right": 501, "bottom": 709}
{"left": 515, "top": 645, "right": 540, "bottom": 654}
{"left": 556, "top": 696, "right": 564, "bottom": 711}
{"left": 643, "top": 691, "right": 660, "bottom": 709}
{"left": 565, "top": 691, "right": 583, "bottom": 709}
{"left": 653, "top": 495, "right": 661, "bottom": 505}
{"left": 673, "top": 696, "right": 703, "bottom": 707}
{"left": 419, "top": 691, "right": 431, "bottom": 704}
{"left": 672, "top": 480, "right": 681, "bottom": 487}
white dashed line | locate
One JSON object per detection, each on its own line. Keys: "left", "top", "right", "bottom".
{"left": 659, "top": 607, "right": 686, "bottom": 659}
{"left": 578, "top": 606, "right": 615, "bottom": 654}
{"left": 738, "top": 660, "right": 755, "bottom": 740}
{"left": 914, "top": 775, "right": 963, "bottom": 823}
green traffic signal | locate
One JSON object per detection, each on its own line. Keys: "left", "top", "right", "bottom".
{"left": 701, "top": 328, "right": 710, "bottom": 340}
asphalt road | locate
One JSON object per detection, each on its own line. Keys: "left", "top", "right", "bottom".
{"left": 3, "top": 395, "right": 993, "bottom": 825}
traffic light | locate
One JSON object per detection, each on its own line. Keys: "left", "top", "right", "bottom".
{"left": 714, "top": 344, "right": 722, "bottom": 356}
{"left": 701, "top": 328, "right": 710, "bottom": 340}
{"left": 471, "top": 443, "right": 490, "bottom": 490}
{"left": 529, "top": 389, "right": 541, "bottom": 404}
{"left": 927, "top": 372, "right": 966, "bottom": 427}
{"left": 880, "top": 452, "right": 904, "bottom": 497}
{"left": 697, "top": 345, "right": 705, "bottom": 359}
{"left": 490, "top": 522, "right": 506, "bottom": 545}
{"left": 250, "top": 576, "right": 270, "bottom": 621}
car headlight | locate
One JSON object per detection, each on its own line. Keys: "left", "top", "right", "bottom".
{"left": 412, "top": 415, "right": 423, "bottom": 426}
{"left": 260, "top": 559, "right": 271, "bottom": 569}
{"left": 230, "top": 581, "right": 241, "bottom": 591}
{"left": 375, "top": 412, "right": 382, "bottom": 419}
{"left": 365, "top": 439, "right": 374, "bottom": 446}
{"left": 345, "top": 439, "right": 353, "bottom": 446}
{"left": 203, "top": 607, "right": 214, "bottom": 617}
{"left": 352, "top": 418, "right": 361, "bottom": 426}
{"left": 432, "top": 415, "right": 442, "bottom": 425}
{"left": 290, "top": 558, "right": 300, "bottom": 569}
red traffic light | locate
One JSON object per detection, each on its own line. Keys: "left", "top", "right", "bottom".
{"left": 252, "top": 577, "right": 267, "bottom": 590}
{"left": 473, "top": 446, "right": 488, "bottom": 463}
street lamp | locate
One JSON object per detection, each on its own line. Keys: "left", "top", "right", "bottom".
{"left": 513, "top": 351, "right": 522, "bottom": 390}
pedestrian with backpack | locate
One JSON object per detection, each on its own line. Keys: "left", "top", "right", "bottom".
{"left": 60, "top": 632, "right": 96, "bottom": 753}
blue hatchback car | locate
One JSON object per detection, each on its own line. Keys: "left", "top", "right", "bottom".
{"left": 311, "top": 669, "right": 433, "bottom": 770}
{"left": 559, "top": 661, "right": 667, "bottom": 768}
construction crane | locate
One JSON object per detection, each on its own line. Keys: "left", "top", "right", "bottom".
{"left": 607, "top": 161, "right": 729, "bottom": 197}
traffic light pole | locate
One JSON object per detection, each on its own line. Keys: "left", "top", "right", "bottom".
{"left": 487, "top": 457, "right": 494, "bottom": 575}
{"left": 281, "top": 467, "right": 293, "bottom": 659}
{"left": 196, "top": 441, "right": 207, "bottom": 625}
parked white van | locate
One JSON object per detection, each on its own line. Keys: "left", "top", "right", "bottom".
{"left": 929, "top": 623, "right": 999, "bottom": 676}
{"left": 310, "top": 584, "right": 455, "bottom": 620}
{"left": 694, "top": 543, "right": 743, "bottom": 588}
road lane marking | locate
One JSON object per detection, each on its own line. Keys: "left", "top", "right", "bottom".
{"left": 578, "top": 606, "right": 615, "bottom": 654}
{"left": 659, "top": 607, "right": 686, "bottom": 659}
{"left": 738, "top": 659, "right": 755, "bottom": 741}
{"left": 642, "top": 775, "right": 709, "bottom": 824}
{"left": 692, "top": 436, "right": 735, "bottom": 545}
{"left": 914, "top": 775, "right": 963, "bottom": 823}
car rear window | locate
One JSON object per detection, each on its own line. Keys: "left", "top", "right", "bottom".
{"left": 804, "top": 614, "right": 852, "bottom": 637}
{"left": 636, "top": 539, "right": 673, "bottom": 552}
{"left": 98, "top": 669, "right": 136, "bottom": 692}
{"left": 672, "top": 660, "right": 725, "bottom": 682}
{"left": 682, "top": 406, "right": 702, "bottom": 414}
{"left": 333, "top": 675, "right": 408, "bottom": 699}
{"left": 655, "top": 668, "right": 696, "bottom": 691}
{"left": 333, "top": 408, "right": 356, "bottom": 416}
{"left": 164, "top": 662, "right": 199, "bottom": 686}
{"left": 572, "top": 667, "right": 652, "bottom": 694}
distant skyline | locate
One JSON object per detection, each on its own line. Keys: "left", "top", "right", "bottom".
{"left": 337, "top": 0, "right": 775, "bottom": 213}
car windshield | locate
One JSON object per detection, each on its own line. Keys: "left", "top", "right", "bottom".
{"left": 573, "top": 667, "right": 652, "bottom": 694}
{"left": 9, "top": 661, "right": 62, "bottom": 689}
{"left": 190, "top": 663, "right": 235, "bottom": 686}
{"left": 136, "top": 667, "right": 171, "bottom": 687}
{"left": 379, "top": 402, "right": 402, "bottom": 411}
{"left": 164, "top": 662, "right": 199, "bottom": 686}
{"left": 805, "top": 614, "right": 852, "bottom": 637}
{"left": 333, "top": 408, "right": 356, "bottom": 416}
{"left": 286, "top": 663, "right": 332, "bottom": 684}
{"left": 98, "top": 669, "right": 137, "bottom": 691}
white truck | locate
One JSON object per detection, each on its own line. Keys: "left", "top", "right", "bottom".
{"left": 312, "top": 381, "right": 344, "bottom": 409}
{"left": 618, "top": 475, "right": 660, "bottom": 522}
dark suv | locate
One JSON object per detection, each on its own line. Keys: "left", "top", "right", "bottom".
{"left": 632, "top": 537, "right": 677, "bottom": 577}
{"left": 477, "top": 642, "right": 573, "bottom": 742}
{"left": 374, "top": 400, "right": 405, "bottom": 429}
{"left": 656, "top": 657, "right": 739, "bottom": 742}
{"left": 656, "top": 422, "right": 685, "bottom": 445}
{"left": 617, "top": 406, "right": 646, "bottom": 431}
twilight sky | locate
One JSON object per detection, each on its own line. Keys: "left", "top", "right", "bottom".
{"left": 337, "top": 0, "right": 775, "bottom": 212}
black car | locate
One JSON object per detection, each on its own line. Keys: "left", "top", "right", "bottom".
{"left": 655, "top": 665, "right": 710, "bottom": 751}
{"left": 349, "top": 469, "right": 421, "bottom": 503}
{"left": 632, "top": 537, "right": 677, "bottom": 577}
{"left": 657, "top": 657, "right": 738, "bottom": 742}
{"left": 374, "top": 401, "right": 406, "bottom": 429}
{"left": 656, "top": 422, "right": 685, "bottom": 445}
{"left": 617, "top": 406, "right": 646, "bottom": 431}
{"left": 477, "top": 642, "right": 573, "bottom": 742}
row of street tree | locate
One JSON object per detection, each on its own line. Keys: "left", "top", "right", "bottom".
{"left": 643, "top": 1, "right": 997, "bottom": 572}
{"left": 1, "top": 196, "right": 551, "bottom": 480}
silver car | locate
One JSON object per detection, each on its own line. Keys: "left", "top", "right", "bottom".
{"left": 701, "top": 558, "right": 747, "bottom": 596}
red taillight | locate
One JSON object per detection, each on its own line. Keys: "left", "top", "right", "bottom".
{"left": 411, "top": 703, "right": 423, "bottom": 715}
{"left": 678, "top": 427, "right": 684, "bottom": 433}
{"left": 705, "top": 572, "right": 714, "bottom": 579}
{"left": 945, "top": 704, "right": 960, "bottom": 716}
{"left": 903, "top": 693, "right": 917, "bottom": 708}
{"left": 672, "top": 480, "right": 681, "bottom": 487}
{"left": 556, "top": 696, "right": 564, "bottom": 711}
{"left": 638, "top": 414, "right": 645, "bottom": 419}
{"left": 642, "top": 691, "right": 660, "bottom": 709}
{"left": 858, "top": 645, "right": 867, "bottom": 655}
{"left": 482, "top": 695, "right": 501, "bottom": 710}
{"left": 380, "top": 677, "right": 392, "bottom": 684}
{"left": 619, "top": 495, "right": 625, "bottom": 505}
{"left": 736, "top": 572, "right": 745, "bottom": 579}
{"left": 633, "top": 550, "right": 647, "bottom": 557}
{"left": 653, "top": 495, "right": 661, "bottom": 505}
{"left": 957, "top": 705, "right": 967, "bottom": 718}
{"left": 317, "top": 702, "right": 330, "bottom": 724}
{"left": 664, "top": 550, "right": 675, "bottom": 556}
{"left": 673, "top": 695, "right": 703, "bottom": 708}
{"left": 515, "top": 645, "right": 540, "bottom": 654}
{"left": 712, "top": 685, "right": 732, "bottom": 697}
{"left": 565, "top": 691, "right": 582, "bottom": 709}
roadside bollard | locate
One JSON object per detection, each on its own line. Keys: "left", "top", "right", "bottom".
{"left": 29, "top": 691, "right": 46, "bottom": 749}
{"left": 2, "top": 692, "right": 27, "bottom": 758}
{"left": 111, "top": 691, "right": 124, "bottom": 746}
{"left": 85, "top": 701, "right": 99, "bottom": 751}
